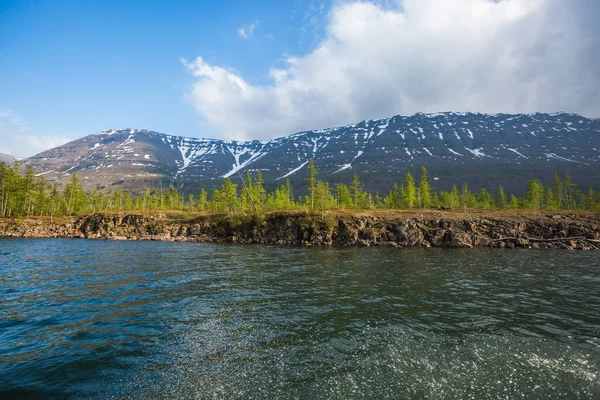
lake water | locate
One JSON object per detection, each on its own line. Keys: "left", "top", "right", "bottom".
{"left": 1, "top": 239, "right": 599, "bottom": 399}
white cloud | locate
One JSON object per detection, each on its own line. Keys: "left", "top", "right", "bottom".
{"left": 237, "top": 20, "right": 260, "bottom": 39}
{"left": 0, "top": 109, "right": 28, "bottom": 132}
{"left": 0, "top": 109, "right": 69, "bottom": 158}
{"left": 186, "top": 0, "right": 600, "bottom": 142}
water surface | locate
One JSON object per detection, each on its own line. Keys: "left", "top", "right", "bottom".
{"left": 1, "top": 239, "right": 599, "bottom": 399}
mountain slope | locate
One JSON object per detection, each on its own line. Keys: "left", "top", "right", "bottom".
{"left": 24, "top": 112, "right": 600, "bottom": 193}
{"left": 0, "top": 153, "right": 16, "bottom": 164}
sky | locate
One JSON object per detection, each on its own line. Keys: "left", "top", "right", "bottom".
{"left": 1, "top": 0, "right": 599, "bottom": 158}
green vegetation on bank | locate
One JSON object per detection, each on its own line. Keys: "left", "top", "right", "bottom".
{"left": 0, "top": 159, "right": 599, "bottom": 218}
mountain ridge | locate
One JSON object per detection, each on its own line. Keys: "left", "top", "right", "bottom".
{"left": 23, "top": 112, "right": 600, "bottom": 193}
{"left": 0, "top": 153, "right": 17, "bottom": 164}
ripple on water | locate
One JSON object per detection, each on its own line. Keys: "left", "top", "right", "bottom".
{"left": 0, "top": 239, "right": 599, "bottom": 399}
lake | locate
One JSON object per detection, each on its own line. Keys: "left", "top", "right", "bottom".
{"left": 1, "top": 239, "right": 599, "bottom": 399}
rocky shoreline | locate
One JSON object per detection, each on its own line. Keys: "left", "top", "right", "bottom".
{"left": 1, "top": 211, "right": 600, "bottom": 250}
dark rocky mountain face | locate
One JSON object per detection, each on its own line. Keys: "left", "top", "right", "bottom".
{"left": 24, "top": 112, "right": 600, "bottom": 194}
{"left": 0, "top": 153, "right": 16, "bottom": 164}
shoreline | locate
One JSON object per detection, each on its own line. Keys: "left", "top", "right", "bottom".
{"left": 1, "top": 210, "right": 599, "bottom": 250}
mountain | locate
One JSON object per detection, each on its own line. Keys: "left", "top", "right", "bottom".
{"left": 24, "top": 112, "right": 600, "bottom": 193}
{"left": 0, "top": 153, "right": 16, "bottom": 164}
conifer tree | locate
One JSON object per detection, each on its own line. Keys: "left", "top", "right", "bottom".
{"left": 350, "top": 173, "right": 363, "bottom": 208}
{"left": 64, "top": 173, "right": 86, "bottom": 215}
{"left": 169, "top": 185, "right": 180, "bottom": 210}
{"left": 124, "top": 192, "right": 133, "bottom": 210}
{"left": 564, "top": 170, "right": 576, "bottom": 210}
{"left": 525, "top": 179, "right": 543, "bottom": 210}
{"left": 285, "top": 179, "right": 293, "bottom": 208}
{"left": 450, "top": 185, "right": 460, "bottom": 209}
{"left": 187, "top": 193, "right": 195, "bottom": 211}
{"left": 552, "top": 171, "right": 563, "bottom": 209}
{"left": 497, "top": 185, "right": 507, "bottom": 209}
{"left": 219, "top": 178, "right": 239, "bottom": 213}
{"left": 402, "top": 173, "right": 416, "bottom": 209}
{"left": 461, "top": 182, "right": 470, "bottom": 212}
{"left": 543, "top": 184, "right": 554, "bottom": 210}
{"left": 21, "top": 166, "right": 36, "bottom": 216}
{"left": 254, "top": 170, "right": 266, "bottom": 206}
{"left": 336, "top": 183, "right": 353, "bottom": 209}
{"left": 384, "top": 183, "right": 401, "bottom": 209}
{"left": 48, "top": 182, "right": 61, "bottom": 220}
{"left": 418, "top": 166, "right": 431, "bottom": 208}
{"left": 240, "top": 173, "right": 254, "bottom": 212}
{"left": 476, "top": 188, "right": 493, "bottom": 209}
{"left": 306, "top": 159, "right": 318, "bottom": 210}
{"left": 582, "top": 187, "right": 594, "bottom": 210}
{"left": 198, "top": 187, "right": 207, "bottom": 211}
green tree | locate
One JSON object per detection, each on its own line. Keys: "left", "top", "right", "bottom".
{"left": 306, "top": 159, "right": 318, "bottom": 210}
{"left": 270, "top": 183, "right": 292, "bottom": 209}
{"left": 564, "top": 170, "right": 576, "bottom": 210}
{"left": 219, "top": 178, "right": 239, "bottom": 213}
{"left": 525, "top": 179, "right": 543, "bottom": 210}
{"left": 402, "top": 173, "right": 417, "bottom": 209}
{"left": 64, "top": 173, "right": 87, "bottom": 215}
{"left": 285, "top": 179, "right": 294, "bottom": 209}
{"left": 240, "top": 173, "right": 254, "bottom": 212}
{"left": 254, "top": 170, "right": 266, "bottom": 206}
{"left": 21, "top": 166, "right": 36, "bottom": 216}
{"left": 476, "top": 188, "right": 494, "bottom": 209}
{"left": 315, "top": 180, "right": 335, "bottom": 214}
{"left": 350, "top": 173, "right": 363, "bottom": 208}
{"left": 461, "top": 182, "right": 470, "bottom": 212}
{"left": 497, "top": 185, "right": 507, "bottom": 209}
{"left": 168, "top": 185, "right": 181, "bottom": 210}
{"left": 48, "top": 182, "right": 61, "bottom": 220}
{"left": 198, "top": 188, "right": 207, "bottom": 211}
{"left": 583, "top": 187, "right": 597, "bottom": 211}
{"left": 418, "top": 166, "right": 431, "bottom": 208}
{"left": 384, "top": 183, "right": 401, "bottom": 209}
{"left": 32, "top": 177, "right": 49, "bottom": 216}
{"left": 552, "top": 171, "right": 563, "bottom": 209}
{"left": 336, "top": 183, "right": 353, "bottom": 209}
{"left": 542, "top": 184, "right": 554, "bottom": 210}
{"left": 449, "top": 185, "right": 460, "bottom": 209}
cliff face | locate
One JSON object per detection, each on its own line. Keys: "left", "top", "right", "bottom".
{"left": 1, "top": 212, "right": 599, "bottom": 250}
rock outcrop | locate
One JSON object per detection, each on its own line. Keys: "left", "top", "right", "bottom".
{"left": 1, "top": 211, "right": 599, "bottom": 250}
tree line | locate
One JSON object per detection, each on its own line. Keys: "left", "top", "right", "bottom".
{"left": 0, "top": 159, "right": 598, "bottom": 218}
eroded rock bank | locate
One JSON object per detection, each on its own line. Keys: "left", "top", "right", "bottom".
{"left": 1, "top": 211, "right": 599, "bottom": 250}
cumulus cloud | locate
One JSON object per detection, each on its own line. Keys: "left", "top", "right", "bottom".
{"left": 186, "top": 0, "right": 600, "bottom": 141}
{"left": 237, "top": 20, "right": 260, "bottom": 39}
{"left": 0, "top": 109, "right": 69, "bottom": 158}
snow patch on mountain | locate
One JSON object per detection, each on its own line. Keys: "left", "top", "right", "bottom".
{"left": 277, "top": 161, "right": 308, "bottom": 180}
{"left": 334, "top": 150, "right": 364, "bottom": 173}
{"left": 222, "top": 144, "right": 267, "bottom": 178}
{"left": 465, "top": 148, "right": 487, "bottom": 158}
{"left": 507, "top": 148, "right": 527, "bottom": 159}
{"left": 544, "top": 153, "right": 588, "bottom": 165}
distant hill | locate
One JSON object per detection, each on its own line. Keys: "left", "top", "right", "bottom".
{"left": 24, "top": 112, "right": 600, "bottom": 193}
{"left": 0, "top": 153, "right": 16, "bottom": 164}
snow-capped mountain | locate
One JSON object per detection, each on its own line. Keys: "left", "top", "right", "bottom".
{"left": 24, "top": 112, "right": 600, "bottom": 193}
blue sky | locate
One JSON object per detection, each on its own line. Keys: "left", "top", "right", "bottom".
{"left": 1, "top": 0, "right": 599, "bottom": 157}
{"left": 0, "top": 0, "right": 329, "bottom": 155}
